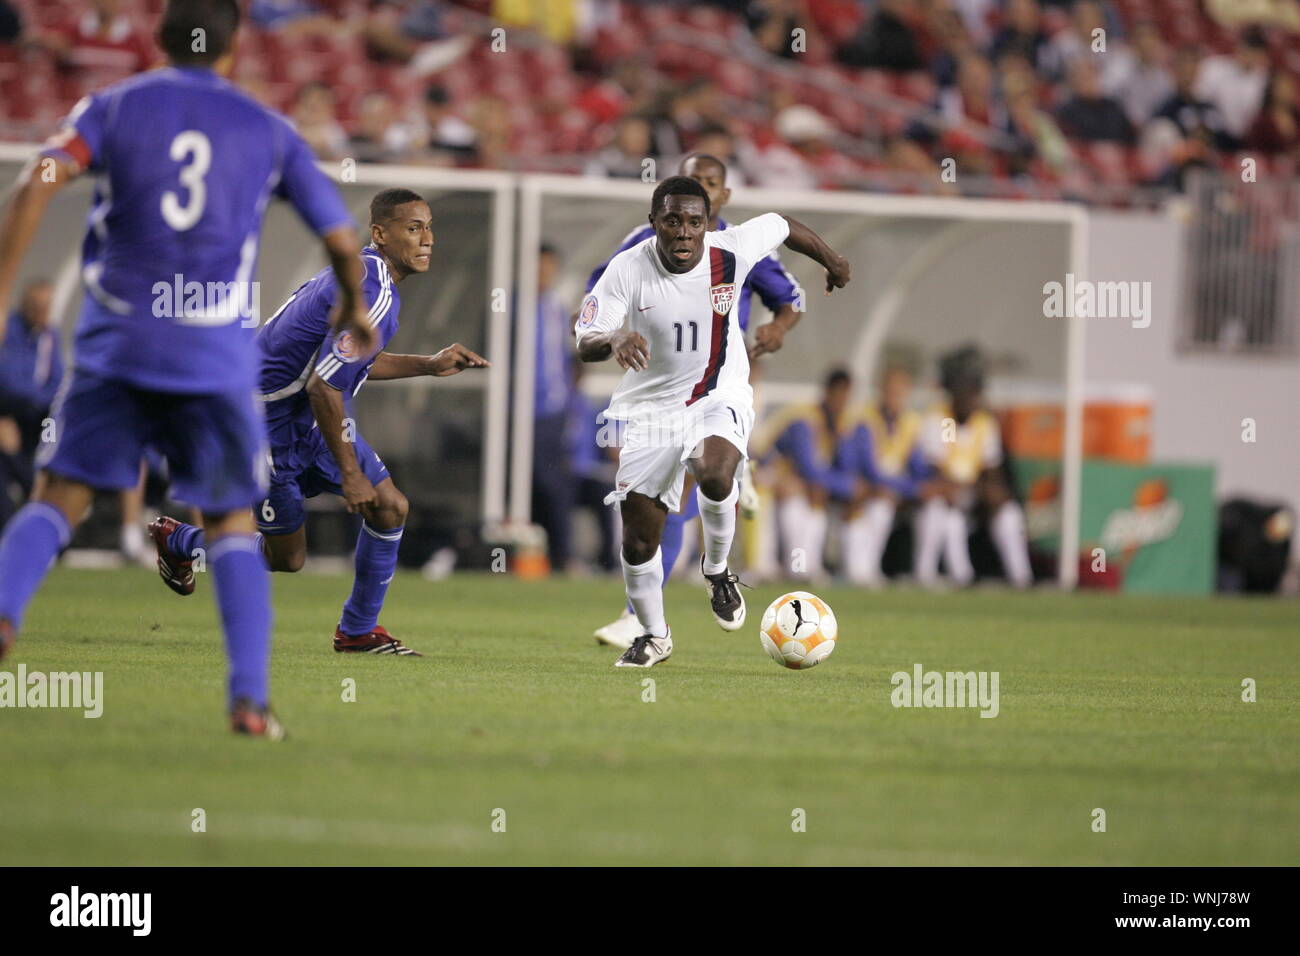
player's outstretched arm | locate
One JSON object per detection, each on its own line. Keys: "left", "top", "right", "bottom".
{"left": 779, "top": 215, "right": 851, "bottom": 294}
{"left": 577, "top": 329, "right": 649, "bottom": 371}
{"left": 306, "top": 371, "right": 377, "bottom": 516}
{"left": 0, "top": 155, "right": 77, "bottom": 342}
{"left": 321, "top": 226, "right": 375, "bottom": 355}
{"left": 369, "top": 344, "right": 490, "bottom": 380}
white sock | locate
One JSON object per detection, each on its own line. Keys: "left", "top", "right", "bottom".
{"left": 992, "top": 501, "right": 1033, "bottom": 588}
{"left": 943, "top": 507, "right": 974, "bottom": 585}
{"left": 806, "top": 507, "right": 828, "bottom": 578}
{"left": 847, "top": 497, "right": 894, "bottom": 584}
{"left": 752, "top": 491, "right": 780, "bottom": 578}
{"left": 915, "top": 497, "right": 947, "bottom": 585}
{"left": 697, "top": 481, "right": 739, "bottom": 576}
{"left": 777, "top": 495, "right": 811, "bottom": 577}
{"left": 622, "top": 548, "right": 667, "bottom": 638}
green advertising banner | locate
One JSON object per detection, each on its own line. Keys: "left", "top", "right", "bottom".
{"left": 1015, "top": 458, "right": 1216, "bottom": 595}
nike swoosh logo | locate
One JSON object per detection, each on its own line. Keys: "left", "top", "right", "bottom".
{"left": 637, "top": 306, "right": 654, "bottom": 312}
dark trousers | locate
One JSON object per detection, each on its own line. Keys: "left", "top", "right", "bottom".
{"left": 531, "top": 413, "right": 574, "bottom": 571}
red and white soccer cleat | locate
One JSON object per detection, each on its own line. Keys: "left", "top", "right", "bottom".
{"left": 229, "top": 697, "right": 287, "bottom": 740}
{"left": 148, "top": 516, "right": 195, "bottom": 596}
{"left": 333, "top": 624, "right": 422, "bottom": 656}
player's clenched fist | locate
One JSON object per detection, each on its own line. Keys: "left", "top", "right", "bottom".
{"left": 824, "top": 254, "right": 851, "bottom": 294}
{"left": 611, "top": 330, "right": 650, "bottom": 371}
{"left": 428, "top": 343, "right": 489, "bottom": 376}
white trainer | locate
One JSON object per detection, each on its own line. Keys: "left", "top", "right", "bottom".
{"left": 593, "top": 608, "right": 640, "bottom": 651}
{"left": 613, "top": 629, "right": 673, "bottom": 668}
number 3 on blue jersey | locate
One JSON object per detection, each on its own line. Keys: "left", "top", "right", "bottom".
{"left": 161, "top": 130, "right": 211, "bottom": 232}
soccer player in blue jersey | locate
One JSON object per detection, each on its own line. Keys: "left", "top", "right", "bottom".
{"left": 586, "top": 153, "right": 804, "bottom": 649}
{"left": 150, "top": 188, "right": 488, "bottom": 656}
{"left": 0, "top": 0, "right": 374, "bottom": 738}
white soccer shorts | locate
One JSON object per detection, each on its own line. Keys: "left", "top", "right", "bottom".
{"left": 603, "top": 391, "right": 755, "bottom": 513}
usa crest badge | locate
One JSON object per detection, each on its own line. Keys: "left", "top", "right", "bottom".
{"left": 710, "top": 283, "right": 736, "bottom": 315}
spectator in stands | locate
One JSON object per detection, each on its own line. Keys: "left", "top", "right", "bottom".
{"left": 34, "top": 0, "right": 153, "bottom": 91}
{"left": 364, "top": 0, "right": 470, "bottom": 76}
{"left": 1206, "top": 0, "right": 1300, "bottom": 31}
{"left": 1194, "top": 27, "right": 1271, "bottom": 146}
{"left": 1247, "top": 71, "right": 1300, "bottom": 156}
{"left": 1156, "top": 46, "right": 1232, "bottom": 150}
{"left": 0, "top": 1, "right": 20, "bottom": 44}
{"left": 418, "top": 84, "right": 478, "bottom": 165}
{"left": 930, "top": 6, "right": 978, "bottom": 89}
{"left": 0, "top": 280, "right": 60, "bottom": 526}
{"left": 250, "top": 0, "right": 342, "bottom": 35}
{"left": 1055, "top": 59, "right": 1135, "bottom": 145}
{"left": 585, "top": 114, "right": 656, "bottom": 179}
{"left": 689, "top": 124, "right": 753, "bottom": 187}
{"left": 531, "top": 243, "right": 576, "bottom": 574}
{"left": 990, "top": 0, "right": 1050, "bottom": 75}
{"left": 756, "top": 104, "right": 851, "bottom": 189}
{"left": 837, "top": 0, "right": 924, "bottom": 72}
{"left": 290, "top": 81, "right": 348, "bottom": 161}
{"left": 347, "top": 91, "right": 414, "bottom": 163}
{"left": 746, "top": 0, "right": 816, "bottom": 60}
{"left": 468, "top": 95, "right": 512, "bottom": 169}
{"left": 1102, "top": 22, "right": 1174, "bottom": 127}
{"left": 1003, "top": 71, "right": 1072, "bottom": 178}
{"left": 1042, "top": 0, "right": 1108, "bottom": 82}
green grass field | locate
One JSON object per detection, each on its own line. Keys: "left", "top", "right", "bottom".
{"left": 0, "top": 567, "right": 1295, "bottom": 866}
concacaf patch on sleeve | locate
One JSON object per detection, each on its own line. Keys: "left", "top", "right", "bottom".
{"left": 332, "top": 330, "right": 361, "bottom": 363}
{"left": 577, "top": 294, "right": 598, "bottom": 328}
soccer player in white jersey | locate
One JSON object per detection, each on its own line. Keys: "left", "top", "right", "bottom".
{"left": 575, "top": 177, "right": 851, "bottom": 668}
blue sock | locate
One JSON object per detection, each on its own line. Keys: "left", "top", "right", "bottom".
{"left": 166, "top": 521, "right": 205, "bottom": 561}
{"left": 625, "top": 510, "right": 688, "bottom": 614}
{"left": 210, "top": 535, "right": 272, "bottom": 708}
{"left": 0, "top": 502, "right": 72, "bottom": 629}
{"left": 338, "top": 522, "right": 402, "bottom": 636}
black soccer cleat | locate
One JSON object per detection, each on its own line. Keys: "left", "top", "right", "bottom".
{"left": 702, "top": 557, "right": 747, "bottom": 632}
{"left": 613, "top": 630, "right": 673, "bottom": 668}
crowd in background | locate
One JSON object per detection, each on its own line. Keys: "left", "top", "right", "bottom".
{"left": 1, "top": 1, "right": 1299, "bottom": 201}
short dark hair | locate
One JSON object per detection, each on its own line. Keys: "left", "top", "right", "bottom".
{"left": 650, "top": 176, "right": 710, "bottom": 219}
{"left": 679, "top": 152, "right": 728, "bottom": 181}
{"left": 825, "top": 367, "right": 852, "bottom": 391}
{"left": 158, "top": 0, "right": 240, "bottom": 65}
{"left": 370, "top": 188, "right": 427, "bottom": 225}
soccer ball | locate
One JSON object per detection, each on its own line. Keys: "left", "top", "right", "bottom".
{"left": 759, "top": 592, "right": 838, "bottom": 670}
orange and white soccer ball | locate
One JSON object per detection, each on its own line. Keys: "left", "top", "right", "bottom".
{"left": 759, "top": 592, "right": 838, "bottom": 670}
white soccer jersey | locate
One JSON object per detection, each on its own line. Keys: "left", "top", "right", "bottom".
{"left": 575, "top": 212, "right": 790, "bottom": 417}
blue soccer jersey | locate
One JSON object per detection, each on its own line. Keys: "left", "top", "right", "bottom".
{"left": 41, "top": 66, "right": 353, "bottom": 394}
{"left": 584, "top": 217, "right": 800, "bottom": 332}
{"left": 257, "top": 246, "right": 401, "bottom": 427}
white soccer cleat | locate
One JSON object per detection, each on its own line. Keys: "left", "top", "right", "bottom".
{"left": 613, "top": 629, "right": 673, "bottom": 668}
{"left": 738, "top": 459, "right": 761, "bottom": 519}
{"left": 702, "top": 558, "right": 747, "bottom": 632}
{"left": 593, "top": 608, "right": 640, "bottom": 651}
